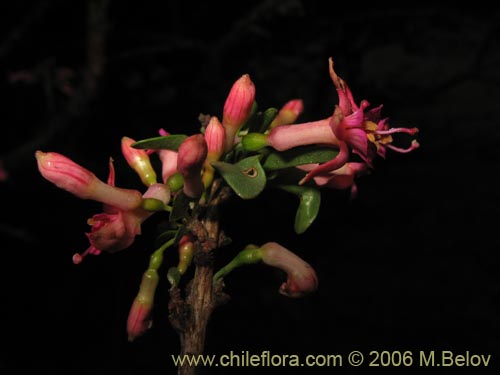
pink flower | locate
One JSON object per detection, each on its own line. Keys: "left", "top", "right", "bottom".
{"left": 260, "top": 242, "right": 318, "bottom": 298}
{"left": 35, "top": 151, "right": 142, "bottom": 210}
{"left": 121, "top": 136, "right": 157, "bottom": 186}
{"left": 73, "top": 177, "right": 170, "bottom": 264}
{"left": 177, "top": 134, "right": 208, "bottom": 199}
{"left": 269, "top": 99, "right": 304, "bottom": 129}
{"left": 264, "top": 58, "right": 419, "bottom": 185}
{"left": 127, "top": 269, "right": 159, "bottom": 342}
{"left": 222, "top": 74, "right": 256, "bottom": 151}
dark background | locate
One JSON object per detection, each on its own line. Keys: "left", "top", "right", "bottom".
{"left": 0, "top": 1, "right": 499, "bottom": 374}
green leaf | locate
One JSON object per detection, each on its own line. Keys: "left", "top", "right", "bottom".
{"left": 169, "top": 192, "right": 192, "bottom": 221}
{"left": 278, "top": 185, "right": 321, "bottom": 234}
{"left": 132, "top": 134, "right": 188, "bottom": 151}
{"left": 211, "top": 156, "right": 266, "bottom": 199}
{"left": 241, "top": 107, "right": 278, "bottom": 134}
{"left": 262, "top": 146, "right": 338, "bottom": 171}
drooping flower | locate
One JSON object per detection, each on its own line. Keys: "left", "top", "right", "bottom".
{"left": 36, "top": 151, "right": 170, "bottom": 264}
{"left": 222, "top": 74, "right": 256, "bottom": 151}
{"left": 260, "top": 242, "right": 318, "bottom": 298}
{"left": 213, "top": 242, "right": 318, "bottom": 298}
{"left": 176, "top": 134, "right": 208, "bottom": 199}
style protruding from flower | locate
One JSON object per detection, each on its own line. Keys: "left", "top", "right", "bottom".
{"left": 213, "top": 242, "right": 318, "bottom": 298}
{"left": 176, "top": 134, "right": 208, "bottom": 199}
{"left": 222, "top": 74, "right": 256, "bottom": 152}
{"left": 121, "top": 136, "right": 158, "bottom": 186}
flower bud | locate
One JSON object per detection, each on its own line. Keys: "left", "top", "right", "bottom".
{"left": 121, "top": 136, "right": 157, "bottom": 186}
{"left": 127, "top": 269, "right": 159, "bottom": 342}
{"left": 36, "top": 151, "right": 142, "bottom": 210}
{"left": 222, "top": 74, "right": 256, "bottom": 151}
{"left": 177, "top": 235, "right": 194, "bottom": 275}
{"left": 269, "top": 99, "right": 304, "bottom": 129}
{"left": 203, "top": 116, "right": 225, "bottom": 188}
{"left": 177, "top": 134, "right": 208, "bottom": 199}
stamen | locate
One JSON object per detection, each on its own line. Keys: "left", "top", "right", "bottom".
{"left": 72, "top": 246, "right": 101, "bottom": 264}
{"left": 386, "top": 140, "right": 420, "bottom": 154}
{"left": 375, "top": 127, "right": 419, "bottom": 136}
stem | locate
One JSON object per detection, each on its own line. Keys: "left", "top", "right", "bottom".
{"left": 169, "top": 181, "right": 230, "bottom": 375}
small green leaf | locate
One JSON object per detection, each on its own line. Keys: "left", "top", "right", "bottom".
{"left": 170, "top": 192, "right": 191, "bottom": 221}
{"left": 279, "top": 185, "right": 321, "bottom": 234}
{"left": 241, "top": 107, "right": 278, "bottom": 134}
{"left": 132, "top": 134, "right": 188, "bottom": 151}
{"left": 212, "top": 156, "right": 266, "bottom": 199}
{"left": 262, "top": 146, "right": 338, "bottom": 171}
{"left": 259, "top": 107, "right": 278, "bottom": 133}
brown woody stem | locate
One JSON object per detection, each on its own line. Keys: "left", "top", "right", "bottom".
{"left": 169, "top": 181, "right": 230, "bottom": 375}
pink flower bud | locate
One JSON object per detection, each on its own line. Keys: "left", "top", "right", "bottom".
{"left": 269, "top": 99, "right": 304, "bottom": 129}
{"left": 204, "top": 116, "right": 225, "bottom": 161}
{"left": 222, "top": 74, "right": 256, "bottom": 151}
{"left": 36, "top": 151, "right": 142, "bottom": 211}
{"left": 177, "top": 134, "right": 208, "bottom": 199}
{"left": 260, "top": 242, "right": 318, "bottom": 298}
{"left": 121, "top": 136, "right": 158, "bottom": 186}
{"left": 127, "top": 269, "right": 159, "bottom": 342}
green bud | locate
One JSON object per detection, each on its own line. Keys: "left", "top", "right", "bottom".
{"left": 141, "top": 197, "right": 167, "bottom": 212}
{"left": 167, "top": 172, "right": 184, "bottom": 192}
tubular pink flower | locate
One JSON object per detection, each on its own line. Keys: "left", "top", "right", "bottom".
{"left": 260, "top": 242, "right": 318, "bottom": 298}
{"left": 177, "top": 134, "right": 208, "bottom": 199}
{"left": 121, "top": 136, "right": 157, "bottom": 186}
{"left": 266, "top": 117, "right": 337, "bottom": 151}
{"left": 298, "top": 59, "right": 419, "bottom": 184}
{"left": 222, "top": 74, "right": 256, "bottom": 151}
{"left": 127, "top": 269, "right": 159, "bottom": 342}
{"left": 36, "top": 151, "right": 142, "bottom": 211}
{"left": 269, "top": 99, "right": 304, "bottom": 129}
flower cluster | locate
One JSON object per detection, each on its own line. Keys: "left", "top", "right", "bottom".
{"left": 36, "top": 58, "right": 419, "bottom": 341}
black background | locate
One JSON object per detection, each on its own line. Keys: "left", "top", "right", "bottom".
{"left": 1, "top": 1, "right": 499, "bottom": 374}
